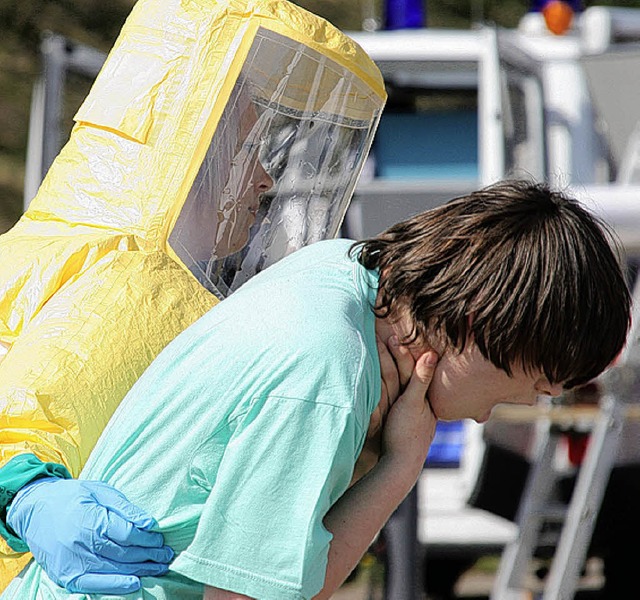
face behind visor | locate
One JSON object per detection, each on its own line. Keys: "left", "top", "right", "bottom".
{"left": 169, "top": 79, "right": 275, "bottom": 293}
{"left": 167, "top": 26, "right": 385, "bottom": 298}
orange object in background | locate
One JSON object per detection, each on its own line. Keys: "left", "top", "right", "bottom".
{"left": 543, "top": 0, "right": 575, "bottom": 35}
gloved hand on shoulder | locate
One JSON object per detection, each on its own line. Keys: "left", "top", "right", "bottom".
{"left": 6, "top": 477, "right": 174, "bottom": 594}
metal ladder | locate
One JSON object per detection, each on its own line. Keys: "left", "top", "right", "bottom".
{"left": 491, "top": 279, "right": 640, "bottom": 600}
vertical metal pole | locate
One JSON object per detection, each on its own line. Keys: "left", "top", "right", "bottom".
{"left": 23, "top": 77, "right": 46, "bottom": 210}
{"left": 40, "top": 33, "right": 67, "bottom": 181}
{"left": 478, "top": 27, "right": 504, "bottom": 185}
{"left": 362, "top": 0, "right": 381, "bottom": 31}
{"left": 384, "top": 485, "right": 419, "bottom": 600}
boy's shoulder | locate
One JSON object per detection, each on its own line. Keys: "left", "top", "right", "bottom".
{"left": 277, "top": 238, "right": 356, "bottom": 269}
{"left": 234, "top": 238, "right": 360, "bottom": 293}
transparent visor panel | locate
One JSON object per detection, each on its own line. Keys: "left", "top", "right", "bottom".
{"left": 169, "top": 27, "right": 383, "bottom": 298}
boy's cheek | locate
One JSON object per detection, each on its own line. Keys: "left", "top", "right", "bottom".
{"left": 426, "top": 367, "right": 448, "bottom": 420}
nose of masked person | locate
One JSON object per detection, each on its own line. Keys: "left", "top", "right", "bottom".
{"left": 214, "top": 138, "right": 275, "bottom": 256}
{"left": 249, "top": 152, "right": 275, "bottom": 197}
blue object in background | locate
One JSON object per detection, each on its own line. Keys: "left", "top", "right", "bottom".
{"left": 529, "top": 0, "right": 582, "bottom": 11}
{"left": 384, "top": 0, "right": 426, "bottom": 29}
{"left": 374, "top": 110, "right": 478, "bottom": 181}
{"left": 425, "top": 421, "right": 465, "bottom": 468}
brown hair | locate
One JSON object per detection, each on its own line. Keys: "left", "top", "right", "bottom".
{"left": 352, "top": 180, "right": 631, "bottom": 388}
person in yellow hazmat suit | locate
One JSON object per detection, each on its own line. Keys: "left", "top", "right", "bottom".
{"left": 0, "top": 0, "right": 386, "bottom": 594}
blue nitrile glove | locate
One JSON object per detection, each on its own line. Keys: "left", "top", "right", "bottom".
{"left": 6, "top": 477, "right": 174, "bottom": 594}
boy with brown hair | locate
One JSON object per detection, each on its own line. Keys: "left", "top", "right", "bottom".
{"left": 4, "top": 180, "right": 631, "bottom": 600}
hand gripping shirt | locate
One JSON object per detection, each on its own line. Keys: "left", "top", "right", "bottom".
{"left": 2, "top": 239, "right": 382, "bottom": 600}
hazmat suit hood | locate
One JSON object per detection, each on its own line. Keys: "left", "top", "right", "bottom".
{"left": 3, "top": 0, "right": 385, "bottom": 306}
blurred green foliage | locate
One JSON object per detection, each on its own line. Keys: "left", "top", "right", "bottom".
{"left": 0, "top": 0, "right": 136, "bottom": 231}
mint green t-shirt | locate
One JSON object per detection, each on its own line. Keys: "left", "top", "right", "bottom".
{"left": 3, "top": 239, "right": 382, "bottom": 600}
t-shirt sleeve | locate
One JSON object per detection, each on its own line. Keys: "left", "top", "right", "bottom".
{"left": 169, "top": 395, "right": 360, "bottom": 600}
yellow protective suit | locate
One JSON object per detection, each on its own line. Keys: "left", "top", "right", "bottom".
{"left": 0, "top": 0, "right": 385, "bottom": 587}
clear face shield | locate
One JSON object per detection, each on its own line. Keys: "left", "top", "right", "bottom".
{"left": 168, "top": 28, "right": 383, "bottom": 298}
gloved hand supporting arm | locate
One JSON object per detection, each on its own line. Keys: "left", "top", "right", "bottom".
{"left": 3, "top": 455, "right": 174, "bottom": 594}
{"left": 0, "top": 454, "right": 71, "bottom": 553}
